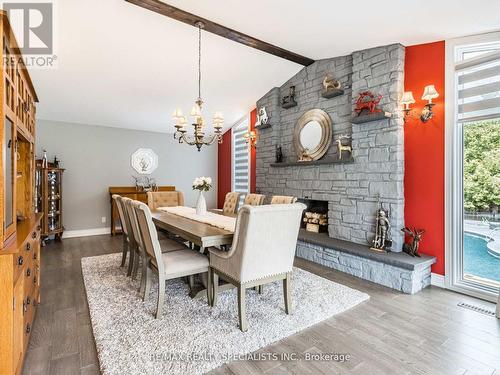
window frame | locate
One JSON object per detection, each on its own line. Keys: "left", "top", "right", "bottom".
{"left": 231, "top": 115, "right": 251, "bottom": 200}
{"left": 445, "top": 31, "right": 500, "bottom": 302}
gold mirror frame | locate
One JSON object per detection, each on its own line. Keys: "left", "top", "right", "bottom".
{"left": 293, "top": 109, "right": 332, "bottom": 161}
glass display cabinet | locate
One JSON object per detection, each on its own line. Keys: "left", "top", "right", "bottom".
{"left": 35, "top": 161, "right": 65, "bottom": 240}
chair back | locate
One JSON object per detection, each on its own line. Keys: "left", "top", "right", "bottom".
{"left": 270, "top": 195, "right": 297, "bottom": 204}
{"left": 134, "top": 201, "right": 164, "bottom": 274}
{"left": 230, "top": 203, "right": 305, "bottom": 283}
{"left": 222, "top": 192, "right": 241, "bottom": 214}
{"left": 124, "top": 198, "right": 141, "bottom": 250}
{"left": 147, "top": 191, "right": 184, "bottom": 210}
{"left": 243, "top": 193, "right": 265, "bottom": 206}
{"left": 113, "top": 195, "right": 130, "bottom": 237}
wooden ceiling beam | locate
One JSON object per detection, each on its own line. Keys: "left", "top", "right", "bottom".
{"left": 125, "top": 0, "right": 315, "bottom": 66}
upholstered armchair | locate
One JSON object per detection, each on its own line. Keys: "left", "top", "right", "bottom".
{"left": 209, "top": 203, "right": 305, "bottom": 331}
{"left": 147, "top": 191, "right": 184, "bottom": 210}
{"left": 270, "top": 195, "right": 297, "bottom": 204}
{"left": 222, "top": 192, "right": 241, "bottom": 215}
{"left": 243, "top": 193, "right": 265, "bottom": 206}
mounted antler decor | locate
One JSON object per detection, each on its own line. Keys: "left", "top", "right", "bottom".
{"left": 401, "top": 227, "right": 425, "bottom": 257}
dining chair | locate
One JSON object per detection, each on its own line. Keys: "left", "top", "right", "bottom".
{"left": 121, "top": 197, "right": 141, "bottom": 277}
{"left": 243, "top": 193, "right": 265, "bottom": 206}
{"left": 147, "top": 191, "right": 184, "bottom": 210}
{"left": 125, "top": 199, "right": 188, "bottom": 280}
{"left": 112, "top": 195, "right": 133, "bottom": 270}
{"left": 209, "top": 203, "right": 305, "bottom": 331}
{"left": 222, "top": 192, "right": 241, "bottom": 215}
{"left": 134, "top": 201, "right": 211, "bottom": 318}
{"left": 270, "top": 195, "right": 297, "bottom": 204}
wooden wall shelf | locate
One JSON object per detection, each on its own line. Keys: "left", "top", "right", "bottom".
{"left": 271, "top": 157, "right": 354, "bottom": 168}
{"left": 351, "top": 111, "right": 392, "bottom": 124}
{"left": 321, "top": 88, "right": 344, "bottom": 99}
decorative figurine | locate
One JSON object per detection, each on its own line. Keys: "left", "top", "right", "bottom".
{"left": 42, "top": 149, "right": 48, "bottom": 168}
{"left": 355, "top": 91, "right": 382, "bottom": 116}
{"left": 255, "top": 106, "right": 269, "bottom": 128}
{"left": 323, "top": 74, "right": 341, "bottom": 91}
{"left": 275, "top": 145, "right": 284, "bottom": 163}
{"left": 370, "top": 200, "right": 392, "bottom": 252}
{"left": 401, "top": 227, "right": 425, "bottom": 257}
{"left": 321, "top": 74, "right": 343, "bottom": 98}
{"left": 336, "top": 135, "right": 352, "bottom": 160}
{"left": 52, "top": 156, "right": 60, "bottom": 168}
{"left": 298, "top": 149, "right": 313, "bottom": 162}
{"left": 281, "top": 86, "right": 297, "bottom": 109}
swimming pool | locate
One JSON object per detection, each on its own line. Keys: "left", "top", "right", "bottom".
{"left": 463, "top": 233, "right": 500, "bottom": 283}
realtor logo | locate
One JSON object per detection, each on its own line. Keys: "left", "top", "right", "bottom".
{"left": 3, "top": 2, "right": 53, "bottom": 55}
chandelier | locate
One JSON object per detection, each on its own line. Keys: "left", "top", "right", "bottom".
{"left": 173, "top": 21, "right": 224, "bottom": 151}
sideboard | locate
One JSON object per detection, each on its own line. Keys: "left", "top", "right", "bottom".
{"left": 108, "top": 186, "right": 175, "bottom": 235}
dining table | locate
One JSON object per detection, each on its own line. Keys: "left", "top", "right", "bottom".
{"left": 151, "top": 208, "right": 237, "bottom": 298}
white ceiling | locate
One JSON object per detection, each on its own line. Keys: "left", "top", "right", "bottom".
{"left": 27, "top": 0, "right": 500, "bottom": 133}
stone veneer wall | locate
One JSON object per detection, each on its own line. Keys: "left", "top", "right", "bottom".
{"left": 256, "top": 44, "right": 406, "bottom": 251}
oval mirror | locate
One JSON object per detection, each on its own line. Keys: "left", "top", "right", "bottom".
{"left": 300, "top": 120, "right": 323, "bottom": 150}
{"left": 294, "top": 109, "right": 332, "bottom": 161}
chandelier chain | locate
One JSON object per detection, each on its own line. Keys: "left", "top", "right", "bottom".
{"left": 198, "top": 23, "right": 202, "bottom": 102}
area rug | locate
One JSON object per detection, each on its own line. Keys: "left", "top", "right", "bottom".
{"left": 81, "top": 253, "right": 369, "bottom": 375}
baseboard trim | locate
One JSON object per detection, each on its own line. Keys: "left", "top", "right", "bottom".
{"left": 431, "top": 273, "right": 445, "bottom": 288}
{"left": 62, "top": 228, "right": 110, "bottom": 239}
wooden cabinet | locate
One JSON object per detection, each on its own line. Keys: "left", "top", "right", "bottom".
{"left": 0, "top": 215, "right": 42, "bottom": 375}
{"left": 108, "top": 186, "right": 175, "bottom": 235}
{"left": 0, "top": 10, "right": 41, "bottom": 375}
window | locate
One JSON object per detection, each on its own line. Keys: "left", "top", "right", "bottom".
{"left": 446, "top": 33, "right": 500, "bottom": 302}
{"left": 231, "top": 116, "right": 250, "bottom": 202}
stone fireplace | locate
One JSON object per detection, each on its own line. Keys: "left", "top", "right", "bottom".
{"left": 298, "top": 198, "right": 329, "bottom": 233}
{"left": 255, "top": 44, "right": 436, "bottom": 293}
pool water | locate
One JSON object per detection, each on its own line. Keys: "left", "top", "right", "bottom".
{"left": 463, "top": 233, "right": 500, "bottom": 282}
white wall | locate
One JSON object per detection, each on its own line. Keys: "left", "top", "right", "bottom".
{"left": 36, "top": 120, "right": 217, "bottom": 231}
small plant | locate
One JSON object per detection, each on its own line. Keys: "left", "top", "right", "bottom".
{"left": 192, "top": 176, "right": 212, "bottom": 192}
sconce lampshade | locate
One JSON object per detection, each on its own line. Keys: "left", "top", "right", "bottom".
{"left": 422, "top": 85, "right": 439, "bottom": 102}
{"left": 401, "top": 91, "right": 416, "bottom": 108}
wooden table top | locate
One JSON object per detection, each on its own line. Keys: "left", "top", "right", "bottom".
{"left": 151, "top": 210, "right": 234, "bottom": 248}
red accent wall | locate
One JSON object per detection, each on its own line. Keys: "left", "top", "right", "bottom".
{"left": 250, "top": 108, "right": 257, "bottom": 192}
{"left": 404, "top": 41, "right": 445, "bottom": 275}
{"left": 217, "top": 129, "right": 232, "bottom": 208}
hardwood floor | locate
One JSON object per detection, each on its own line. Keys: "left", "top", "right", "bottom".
{"left": 23, "top": 235, "right": 500, "bottom": 375}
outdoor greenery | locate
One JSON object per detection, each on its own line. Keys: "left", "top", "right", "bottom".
{"left": 463, "top": 119, "right": 500, "bottom": 212}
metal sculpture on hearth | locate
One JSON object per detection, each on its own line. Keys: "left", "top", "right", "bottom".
{"left": 401, "top": 227, "right": 425, "bottom": 257}
{"left": 355, "top": 91, "right": 382, "bottom": 116}
{"left": 371, "top": 200, "right": 392, "bottom": 252}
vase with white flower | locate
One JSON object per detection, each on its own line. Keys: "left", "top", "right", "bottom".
{"left": 192, "top": 176, "right": 212, "bottom": 215}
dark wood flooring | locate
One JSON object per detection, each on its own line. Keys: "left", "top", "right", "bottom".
{"left": 22, "top": 235, "right": 500, "bottom": 375}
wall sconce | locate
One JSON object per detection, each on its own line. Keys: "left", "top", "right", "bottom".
{"left": 401, "top": 91, "right": 416, "bottom": 120}
{"left": 420, "top": 85, "right": 439, "bottom": 122}
{"left": 243, "top": 130, "right": 258, "bottom": 147}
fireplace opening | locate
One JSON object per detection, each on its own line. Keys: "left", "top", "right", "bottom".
{"left": 297, "top": 198, "right": 328, "bottom": 233}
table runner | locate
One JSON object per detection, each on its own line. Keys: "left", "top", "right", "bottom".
{"left": 157, "top": 206, "right": 236, "bottom": 232}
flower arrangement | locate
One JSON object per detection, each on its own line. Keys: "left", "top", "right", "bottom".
{"left": 192, "top": 176, "right": 212, "bottom": 192}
